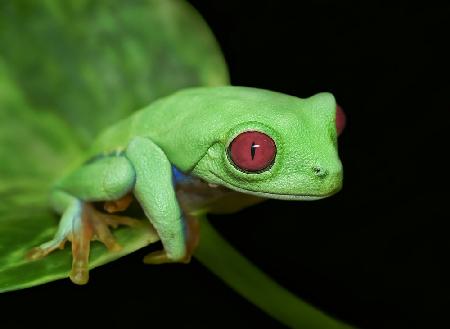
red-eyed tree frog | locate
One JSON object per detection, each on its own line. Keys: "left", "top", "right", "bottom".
{"left": 27, "top": 86, "right": 345, "bottom": 285}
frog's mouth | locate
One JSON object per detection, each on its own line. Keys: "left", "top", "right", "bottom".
{"left": 208, "top": 172, "right": 331, "bottom": 201}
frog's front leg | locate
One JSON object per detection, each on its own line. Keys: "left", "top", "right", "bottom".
{"left": 27, "top": 155, "right": 140, "bottom": 284}
{"left": 125, "top": 136, "right": 187, "bottom": 263}
{"left": 142, "top": 209, "right": 199, "bottom": 265}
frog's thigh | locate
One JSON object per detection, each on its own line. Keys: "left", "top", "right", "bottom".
{"left": 125, "top": 136, "right": 186, "bottom": 261}
{"left": 56, "top": 155, "right": 135, "bottom": 202}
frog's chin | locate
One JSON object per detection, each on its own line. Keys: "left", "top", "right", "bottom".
{"left": 225, "top": 185, "right": 327, "bottom": 201}
{"left": 209, "top": 173, "right": 331, "bottom": 201}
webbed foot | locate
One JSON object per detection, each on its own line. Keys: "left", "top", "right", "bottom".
{"left": 27, "top": 201, "right": 143, "bottom": 285}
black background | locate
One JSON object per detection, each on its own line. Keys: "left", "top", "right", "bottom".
{"left": 1, "top": 1, "right": 448, "bottom": 328}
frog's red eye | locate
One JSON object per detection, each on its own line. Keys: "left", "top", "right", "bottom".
{"left": 228, "top": 131, "right": 276, "bottom": 173}
{"left": 336, "top": 104, "right": 346, "bottom": 136}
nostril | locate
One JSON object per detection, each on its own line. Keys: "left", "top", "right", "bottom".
{"left": 312, "top": 166, "right": 328, "bottom": 178}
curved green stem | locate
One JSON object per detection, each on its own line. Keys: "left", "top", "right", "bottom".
{"left": 194, "top": 218, "right": 356, "bottom": 329}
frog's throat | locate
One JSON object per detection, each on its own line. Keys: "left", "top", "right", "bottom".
{"left": 209, "top": 172, "right": 330, "bottom": 201}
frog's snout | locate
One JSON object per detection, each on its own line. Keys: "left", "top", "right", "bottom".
{"left": 311, "top": 163, "right": 343, "bottom": 195}
{"left": 312, "top": 166, "right": 328, "bottom": 178}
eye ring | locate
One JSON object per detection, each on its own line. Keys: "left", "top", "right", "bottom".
{"left": 227, "top": 131, "right": 277, "bottom": 173}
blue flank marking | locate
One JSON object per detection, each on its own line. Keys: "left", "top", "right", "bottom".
{"left": 171, "top": 165, "right": 192, "bottom": 186}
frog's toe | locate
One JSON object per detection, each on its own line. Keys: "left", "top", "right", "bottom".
{"left": 70, "top": 267, "right": 89, "bottom": 285}
{"left": 143, "top": 211, "right": 199, "bottom": 265}
{"left": 89, "top": 209, "right": 122, "bottom": 252}
{"left": 88, "top": 203, "right": 144, "bottom": 249}
{"left": 143, "top": 250, "right": 191, "bottom": 264}
{"left": 69, "top": 205, "right": 93, "bottom": 285}
{"left": 26, "top": 239, "right": 66, "bottom": 260}
{"left": 26, "top": 197, "right": 79, "bottom": 260}
{"left": 103, "top": 193, "right": 133, "bottom": 213}
{"left": 69, "top": 204, "right": 145, "bottom": 283}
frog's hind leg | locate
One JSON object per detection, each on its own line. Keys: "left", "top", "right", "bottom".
{"left": 27, "top": 155, "right": 140, "bottom": 284}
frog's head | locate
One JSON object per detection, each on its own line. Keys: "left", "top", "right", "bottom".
{"left": 190, "top": 87, "right": 344, "bottom": 200}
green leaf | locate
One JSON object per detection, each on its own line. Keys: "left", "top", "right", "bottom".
{"left": 0, "top": 0, "right": 229, "bottom": 146}
{"left": 0, "top": 0, "right": 228, "bottom": 291}
{"left": 0, "top": 56, "right": 82, "bottom": 183}
{"left": 0, "top": 205, "right": 159, "bottom": 293}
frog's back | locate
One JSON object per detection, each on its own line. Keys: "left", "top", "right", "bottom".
{"left": 86, "top": 87, "right": 212, "bottom": 158}
{"left": 86, "top": 90, "right": 191, "bottom": 158}
{"left": 86, "top": 114, "right": 134, "bottom": 157}
{"left": 87, "top": 109, "right": 152, "bottom": 158}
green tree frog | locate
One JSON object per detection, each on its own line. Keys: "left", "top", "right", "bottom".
{"left": 27, "top": 86, "right": 343, "bottom": 285}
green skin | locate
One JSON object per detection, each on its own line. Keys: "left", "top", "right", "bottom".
{"left": 34, "top": 85, "right": 342, "bottom": 284}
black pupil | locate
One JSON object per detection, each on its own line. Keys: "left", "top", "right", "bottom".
{"left": 251, "top": 142, "right": 256, "bottom": 160}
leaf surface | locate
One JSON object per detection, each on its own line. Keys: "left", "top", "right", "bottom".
{"left": 0, "top": 0, "right": 228, "bottom": 291}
